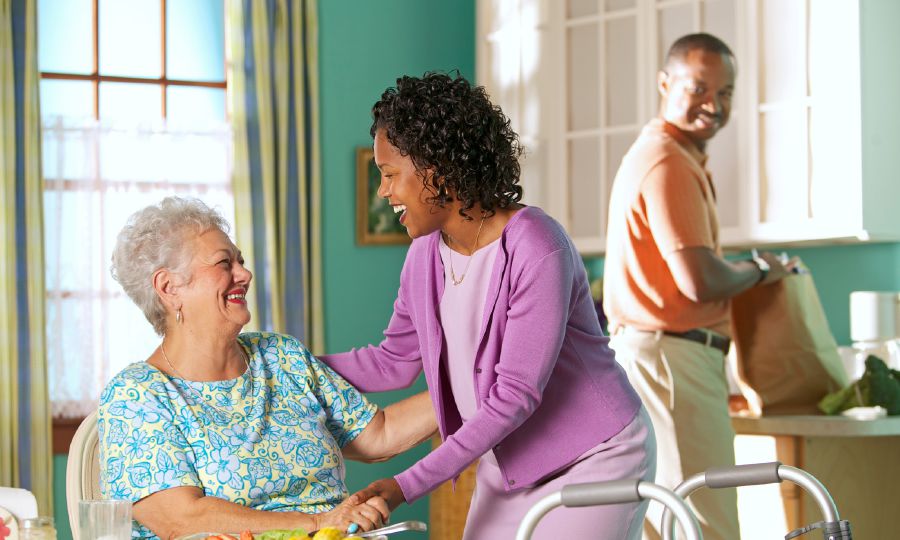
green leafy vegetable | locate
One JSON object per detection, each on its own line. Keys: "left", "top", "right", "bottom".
{"left": 819, "top": 355, "right": 900, "bottom": 415}
{"left": 253, "top": 529, "right": 310, "bottom": 540}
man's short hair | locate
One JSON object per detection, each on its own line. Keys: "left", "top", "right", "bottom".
{"left": 663, "top": 33, "right": 734, "bottom": 71}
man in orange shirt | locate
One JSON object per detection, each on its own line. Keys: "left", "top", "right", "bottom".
{"left": 603, "top": 33, "right": 794, "bottom": 539}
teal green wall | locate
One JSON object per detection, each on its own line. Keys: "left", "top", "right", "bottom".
{"left": 53, "top": 455, "right": 72, "bottom": 540}
{"left": 584, "top": 241, "right": 900, "bottom": 346}
{"left": 318, "top": 0, "right": 475, "bottom": 532}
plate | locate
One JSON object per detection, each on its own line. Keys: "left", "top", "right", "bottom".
{"left": 0, "top": 506, "right": 19, "bottom": 540}
{"left": 841, "top": 405, "right": 888, "bottom": 420}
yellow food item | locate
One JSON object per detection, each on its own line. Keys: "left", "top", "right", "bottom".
{"left": 287, "top": 536, "right": 312, "bottom": 540}
{"left": 311, "top": 527, "right": 345, "bottom": 540}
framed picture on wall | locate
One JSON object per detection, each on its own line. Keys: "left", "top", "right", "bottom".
{"left": 356, "top": 146, "right": 411, "bottom": 245}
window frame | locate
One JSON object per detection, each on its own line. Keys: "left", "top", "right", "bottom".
{"left": 40, "top": 0, "right": 228, "bottom": 120}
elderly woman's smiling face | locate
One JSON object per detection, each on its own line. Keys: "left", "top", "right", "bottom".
{"left": 178, "top": 227, "right": 252, "bottom": 332}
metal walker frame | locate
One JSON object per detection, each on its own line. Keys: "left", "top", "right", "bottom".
{"left": 660, "top": 462, "right": 852, "bottom": 540}
{"left": 516, "top": 479, "right": 702, "bottom": 540}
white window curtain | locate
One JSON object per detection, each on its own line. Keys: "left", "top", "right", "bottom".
{"left": 42, "top": 116, "right": 234, "bottom": 419}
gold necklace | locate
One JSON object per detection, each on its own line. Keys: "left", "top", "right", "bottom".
{"left": 160, "top": 341, "right": 253, "bottom": 419}
{"left": 448, "top": 215, "right": 486, "bottom": 286}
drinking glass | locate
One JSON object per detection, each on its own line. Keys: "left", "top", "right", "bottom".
{"left": 78, "top": 499, "right": 132, "bottom": 540}
{"left": 21, "top": 516, "right": 56, "bottom": 540}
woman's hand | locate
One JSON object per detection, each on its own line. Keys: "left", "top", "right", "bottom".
{"left": 349, "top": 478, "right": 406, "bottom": 511}
{"left": 313, "top": 496, "right": 390, "bottom": 533}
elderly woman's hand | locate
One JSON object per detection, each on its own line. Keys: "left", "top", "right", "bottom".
{"left": 313, "top": 496, "right": 390, "bottom": 533}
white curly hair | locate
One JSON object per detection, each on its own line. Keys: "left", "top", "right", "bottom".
{"left": 111, "top": 196, "right": 231, "bottom": 336}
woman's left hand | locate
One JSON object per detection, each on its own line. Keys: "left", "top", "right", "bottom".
{"left": 349, "top": 477, "right": 406, "bottom": 511}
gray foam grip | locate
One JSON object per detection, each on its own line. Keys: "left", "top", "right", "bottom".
{"left": 560, "top": 480, "right": 642, "bottom": 507}
{"left": 706, "top": 462, "right": 782, "bottom": 488}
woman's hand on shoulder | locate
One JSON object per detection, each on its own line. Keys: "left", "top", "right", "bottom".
{"left": 313, "top": 495, "right": 389, "bottom": 533}
{"left": 348, "top": 477, "right": 405, "bottom": 511}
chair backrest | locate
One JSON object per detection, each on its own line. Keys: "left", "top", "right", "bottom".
{"left": 66, "top": 410, "right": 101, "bottom": 540}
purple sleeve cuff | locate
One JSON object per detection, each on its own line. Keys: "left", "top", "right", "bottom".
{"left": 394, "top": 469, "right": 426, "bottom": 504}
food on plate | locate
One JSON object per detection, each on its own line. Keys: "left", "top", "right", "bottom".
{"left": 202, "top": 525, "right": 367, "bottom": 540}
{"left": 251, "top": 530, "right": 311, "bottom": 540}
{"left": 311, "top": 527, "right": 346, "bottom": 540}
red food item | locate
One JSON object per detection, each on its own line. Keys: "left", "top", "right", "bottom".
{"left": 240, "top": 531, "right": 254, "bottom": 540}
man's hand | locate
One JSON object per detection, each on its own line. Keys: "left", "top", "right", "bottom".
{"left": 349, "top": 477, "right": 406, "bottom": 511}
{"left": 756, "top": 251, "right": 799, "bottom": 286}
{"left": 666, "top": 246, "right": 802, "bottom": 302}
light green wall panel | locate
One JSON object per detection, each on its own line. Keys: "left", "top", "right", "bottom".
{"left": 53, "top": 455, "right": 72, "bottom": 540}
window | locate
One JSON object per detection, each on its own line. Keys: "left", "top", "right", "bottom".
{"left": 39, "top": 0, "right": 233, "bottom": 419}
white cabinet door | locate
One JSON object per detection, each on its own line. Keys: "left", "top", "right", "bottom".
{"left": 747, "top": 0, "right": 868, "bottom": 246}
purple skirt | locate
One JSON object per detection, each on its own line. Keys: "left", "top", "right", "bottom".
{"left": 462, "top": 407, "right": 656, "bottom": 540}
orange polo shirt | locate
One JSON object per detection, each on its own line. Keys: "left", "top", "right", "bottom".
{"left": 603, "top": 118, "right": 730, "bottom": 336}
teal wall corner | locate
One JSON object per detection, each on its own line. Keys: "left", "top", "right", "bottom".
{"left": 318, "top": 0, "right": 476, "bottom": 530}
{"left": 53, "top": 455, "right": 73, "bottom": 540}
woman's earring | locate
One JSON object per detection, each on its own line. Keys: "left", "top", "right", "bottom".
{"left": 436, "top": 181, "right": 449, "bottom": 203}
{"left": 176, "top": 309, "right": 183, "bottom": 324}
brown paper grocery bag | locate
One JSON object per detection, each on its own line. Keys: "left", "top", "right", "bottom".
{"left": 730, "top": 270, "right": 849, "bottom": 415}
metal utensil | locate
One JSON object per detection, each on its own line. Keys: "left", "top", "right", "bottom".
{"left": 354, "top": 520, "right": 427, "bottom": 538}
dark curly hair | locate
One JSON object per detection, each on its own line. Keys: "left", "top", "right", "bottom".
{"left": 370, "top": 71, "right": 523, "bottom": 219}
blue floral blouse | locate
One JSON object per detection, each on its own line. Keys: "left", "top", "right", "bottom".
{"left": 98, "top": 332, "right": 377, "bottom": 539}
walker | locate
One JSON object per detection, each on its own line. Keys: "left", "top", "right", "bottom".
{"left": 515, "top": 479, "right": 702, "bottom": 540}
{"left": 659, "top": 462, "right": 852, "bottom": 540}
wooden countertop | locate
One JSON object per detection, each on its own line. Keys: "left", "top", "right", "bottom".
{"left": 731, "top": 414, "right": 900, "bottom": 437}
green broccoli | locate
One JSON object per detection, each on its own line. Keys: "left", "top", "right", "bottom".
{"left": 818, "top": 355, "right": 900, "bottom": 415}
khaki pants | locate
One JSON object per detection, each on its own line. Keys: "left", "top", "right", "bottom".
{"left": 610, "top": 329, "right": 739, "bottom": 540}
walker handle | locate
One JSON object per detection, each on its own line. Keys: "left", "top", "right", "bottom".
{"left": 560, "top": 479, "right": 641, "bottom": 507}
{"left": 705, "top": 461, "right": 782, "bottom": 489}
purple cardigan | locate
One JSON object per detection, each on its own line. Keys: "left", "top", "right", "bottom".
{"left": 320, "top": 207, "right": 641, "bottom": 503}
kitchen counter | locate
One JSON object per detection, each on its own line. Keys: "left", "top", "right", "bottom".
{"left": 730, "top": 413, "right": 900, "bottom": 539}
{"left": 731, "top": 413, "right": 900, "bottom": 437}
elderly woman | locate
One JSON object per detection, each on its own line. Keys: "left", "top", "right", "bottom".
{"left": 100, "top": 197, "right": 435, "bottom": 540}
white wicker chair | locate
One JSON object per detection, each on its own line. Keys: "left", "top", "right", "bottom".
{"left": 66, "top": 410, "right": 101, "bottom": 540}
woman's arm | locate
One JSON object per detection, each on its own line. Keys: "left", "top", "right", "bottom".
{"left": 341, "top": 391, "right": 437, "bottom": 463}
{"left": 134, "top": 486, "right": 389, "bottom": 539}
